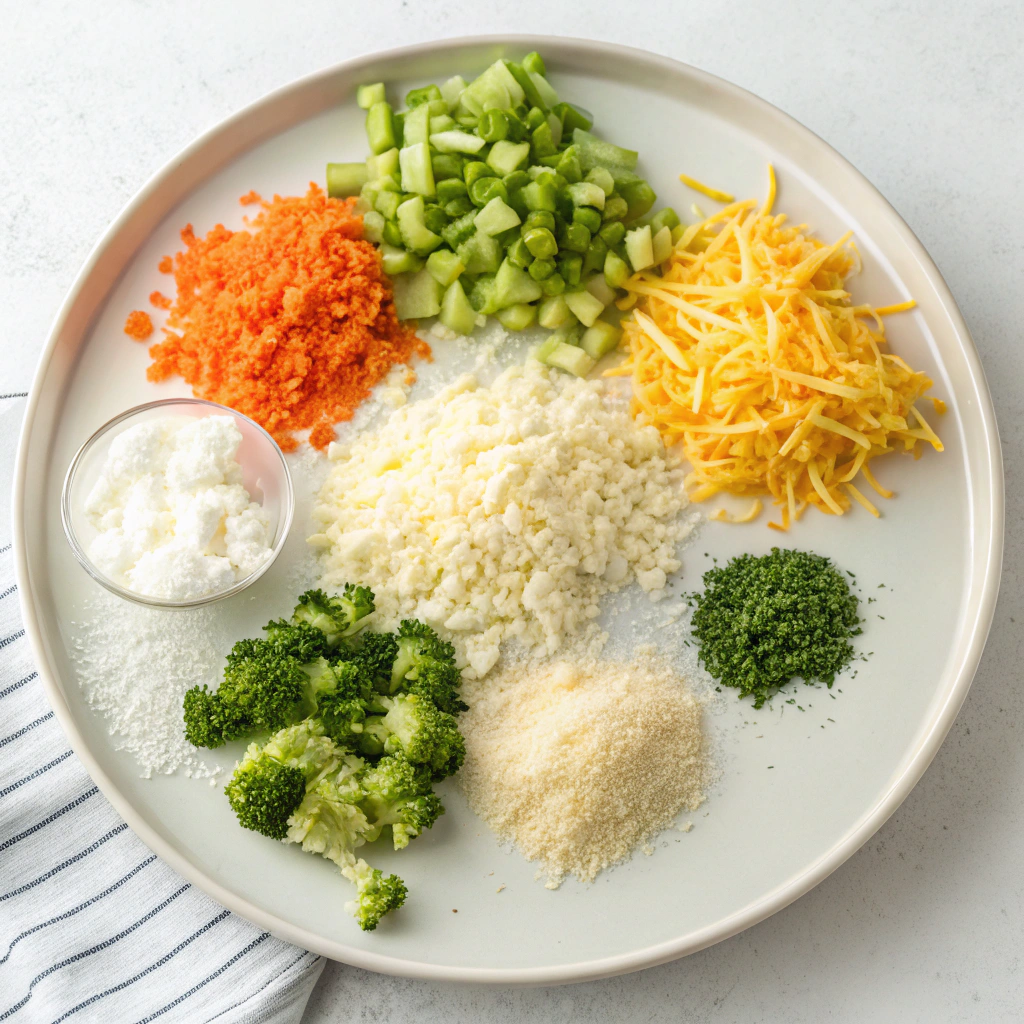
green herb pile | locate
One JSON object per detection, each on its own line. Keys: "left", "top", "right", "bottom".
{"left": 183, "top": 586, "right": 466, "bottom": 931}
{"left": 326, "top": 51, "right": 680, "bottom": 376}
{"left": 690, "top": 548, "right": 861, "bottom": 708}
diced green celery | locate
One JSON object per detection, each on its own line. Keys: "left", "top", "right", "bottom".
{"left": 357, "top": 82, "right": 386, "bottom": 109}
{"left": 461, "top": 65, "right": 512, "bottom": 115}
{"left": 540, "top": 272, "right": 566, "bottom": 296}
{"left": 478, "top": 109, "right": 509, "bottom": 142}
{"left": 440, "top": 75, "right": 468, "bottom": 110}
{"left": 492, "top": 258, "right": 543, "bottom": 308}
{"left": 537, "top": 294, "right": 574, "bottom": 329}
{"left": 392, "top": 268, "right": 443, "bottom": 320}
{"left": 546, "top": 342, "right": 594, "bottom": 377}
{"left": 487, "top": 60, "right": 526, "bottom": 106}
{"left": 361, "top": 210, "right": 386, "bottom": 244}
{"left": 439, "top": 279, "right": 477, "bottom": 335}
{"left": 649, "top": 207, "right": 681, "bottom": 234}
{"left": 366, "top": 101, "right": 396, "bottom": 155}
{"left": 584, "top": 274, "right": 617, "bottom": 307}
{"left": 430, "top": 130, "right": 486, "bottom": 154}
{"left": 457, "top": 231, "right": 502, "bottom": 275}
{"left": 469, "top": 177, "right": 509, "bottom": 207}
{"left": 380, "top": 243, "right": 424, "bottom": 276}
{"left": 505, "top": 61, "right": 547, "bottom": 110}
{"left": 522, "top": 180, "right": 557, "bottom": 212}
{"left": 327, "top": 162, "right": 368, "bottom": 198}
{"left": 618, "top": 179, "right": 657, "bottom": 222}
{"left": 528, "top": 71, "right": 559, "bottom": 109}
{"left": 464, "top": 161, "right": 495, "bottom": 188}
{"left": 503, "top": 169, "right": 531, "bottom": 193}
{"left": 423, "top": 205, "right": 450, "bottom": 234}
{"left": 474, "top": 196, "right": 521, "bottom": 236}
{"left": 366, "top": 147, "right": 400, "bottom": 181}
{"left": 406, "top": 84, "right": 442, "bottom": 108}
{"left": 525, "top": 107, "right": 547, "bottom": 130}
{"left": 445, "top": 197, "right": 474, "bottom": 218}
{"left": 580, "top": 320, "right": 622, "bottom": 360}
{"left": 399, "top": 143, "right": 436, "bottom": 197}
{"left": 522, "top": 51, "right": 546, "bottom": 76}
{"left": 427, "top": 97, "right": 450, "bottom": 116}
{"left": 403, "top": 103, "right": 431, "bottom": 146}
{"left": 469, "top": 274, "right": 498, "bottom": 313}
{"left": 553, "top": 102, "right": 593, "bottom": 133}
{"left": 425, "top": 249, "right": 464, "bottom": 286}
{"left": 671, "top": 224, "right": 687, "bottom": 245}
{"left": 651, "top": 225, "right": 673, "bottom": 264}
{"left": 555, "top": 146, "right": 582, "bottom": 183}
{"left": 486, "top": 140, "right": 531, "bottom": 176}
{"left": 559, "top": 252, "right": 583, "bottom": 286}
{"left": 437, "top": 178, "right": 468, "bottom": 203}
{"left": 430, "top": 114, "right": 456, "bottom": 134}
{"left": 506, "top": 236, "right": 533, "bottom": 268}
{"left": 396, "top": 195, "right": 442, "bottom": 253}
{"left": 602, "top": 196, "right": 629, "bottom": 222}
{"left": 442, "top": 210, "right": 477, "bottom": 248}
{"left": 599, "top": 220, "right": 626, "bottom": 246}
{"left": 528, "top": 258, "right": 556, "bottom": 281}
{"left": 525, "top": 210, "right": 556, "bottom": 231}
{"left": 547, "top": 112, "right": 563, "bottom": 147}
{"left": 382, "top": 220, "right": 402, "bottom": 247}
{"left": 432, "top": 153, "right": 464, "bottom": 181}
{"left": 373, "top": 189, "right": 401, "bottom": 220}
{"left": 391, "top": 111, "right": 405, "bottom": 148}
{"left": 585, "top": 167, "right": 615, "bottom": 196}
{"left": 567, "top": 181, "right": 606, "bottom": 210}
{"left": 564, "top": 288, "right": 606, "bottom": 327}
{"left": 604, "top": 250, "right": 630, "bottom": 289}
{"left": 625, "top": 224, "right": 654, "bottom": 271}
{"left": 531, "top": 335, "right": 562, "bottom": 363}
{"left": 572, "top": 128, "right": 638, "bottom": 172}
{"left": 495, "top": 303, "right": 537, "bottom": 331}
{"left": 530, "top": 121, "right": 557, "bottom": 158}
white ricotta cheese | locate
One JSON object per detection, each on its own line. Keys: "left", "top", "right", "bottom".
{"left": 84, "top": 415, "right": 272, "bottom": 600}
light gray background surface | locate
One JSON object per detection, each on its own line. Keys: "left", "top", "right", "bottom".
{"left": 3, "top": 1, "right": 1021, "bottom": 1020}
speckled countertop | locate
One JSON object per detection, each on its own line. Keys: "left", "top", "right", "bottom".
{"left": 3, "top": 2, "right": 1022, "bottom": 1020}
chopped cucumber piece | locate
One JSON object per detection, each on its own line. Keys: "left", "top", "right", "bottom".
{"left": 585, "top": 166, "right": 615, "bottom": 196}
{"left": 373, "top": 189, "right": 401, "bottom": 220}
{"left": 564, "top": 289, "right": 606, "bottom": 327}
{"left": 474, "top": 196, "right": 521, "bottom": 237}
{"left": 505, "top": 61, "right": 547, "bottom": 111}
{"left": 528, "top": 71, "right": 559, "bottom": 109}
{"left": 366, "top": 147, "right": 400, "bottom": 181}
{"left": 604, "top": 250, "right": 631, "bottom": 289}
{"left": 651, "top": 224, "right": 673, "bottom": 264}
{"left": 555, "top": 146, "right": 583, "bottom": 183}
{"left": 392, "top": 268, "right": 442, "bottom": 320}
{"left": 403, "top": 103, "right": 430, "bottom": 146}
{"left": 366, "top": 101, "right": 396, "bottom": 155}
{"left": 406, "top": 84, "right": 442, "bottom": 108}
{"left": 382, "top": 220, "right": 402, "bottom": 247}
{"left": 440, "top": 75, "right": 468, "bottom": 110}
{"left": 572, "top": 129, "right": 638, "bottom": 172}
{"left": 486, "top": 140, "right": 531, "bottom": 176}
{"left": 567, "top": 181, "right": 606, "bottom": 210}
{"left": 487, "top": 60, "right": 526, "bottom": 106}
{"left": 537, "top": 294, "right": 574, "bottom": 329}
{"left": 357, "top": 83, "right": 386, "bottom": 109}
{"left": 522, "top": 51, "right": 546, "bottom": 76}
{"left": 585, "top": 274, "right": 617, "bottom": 308}
{"left": 432, "top": 153, "right": 464, "bottom": 180}
{"left": 380, "top": 243, "right": 425, "bottom": 276}
{"left": 457, "top": 231, "right": 502, "bottom": 275}
{"left": 495, "top": 303, "right": 537, "bottom": 330}
{"left": 547, "top": 111, "right": 563, "bottom": 148}
{"left": 531, "top": 335, "right": 562, "bottom": 363}
{"left": 625, "top": 223, "right": 654, "bottom": 271}
{"left": 429, "top": 130, "right": 486, "bottom": 154}
{"left": 326, "top": 162, "right": 368, "bottom": 198}
{"left": 671, "top": 224, "right": 687, "bottom": 245}
{"left": 546, "top": 341, "right": 594, "bottom": 377}
{"left": 397, "top": 195, "right": 443, "bottom": 253}
{"left": 399, "top": 143, "right": 436, "bottom": 197}
{"left": 493, "top": 258, "right": 543, "bottom": 308}
{"left": 580, "top": 320, "right": 622, "bottom": 360}
{"left": 522, "top": 180, "right": 557, "bottom": 212}
{"left": 430, "top": 114, "right": 456, "bottom": 134}
{"left": 361, "top": 210, "right": 386, "bottom": 244}
{"left": 553, "top": 102, "right": 593, "bottom": 133}
{"left": 439, "top": 279, "right": 477, "bottom": 335}
{"left": 426, "top": 249, "right": 465, "bottom": 286}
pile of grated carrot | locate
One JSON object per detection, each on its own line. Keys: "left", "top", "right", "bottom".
{"left": 142, "top": 184, "right": 427, "bottom": 451}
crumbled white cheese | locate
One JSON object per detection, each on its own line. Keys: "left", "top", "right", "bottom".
{"left": 84, "top": 415, "right": 272, "bottom": 600}
{"left": 312, "top": 362, "right": 690, "bottom": 676}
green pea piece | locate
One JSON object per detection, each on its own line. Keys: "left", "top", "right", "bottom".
{"left": 470, "top": 177, "right": 509, "bottom": 208}
{"left": 525, "top": 210, "right": 556, "bottom": 232}
{"left": 528, "top": 258, "right": 556, "bottom": 281}
{"left": 540, "top": 273, "right": 567, "bottom": 296}
{"left": 523, "top": 226, "right": 558, "bottom": 260}
{"left": 464, "top": 161, "right": 495, "bottom": 189}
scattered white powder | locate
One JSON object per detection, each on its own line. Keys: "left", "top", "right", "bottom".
{"left": 458, "top": 653, "right": 711, "bottom": 887}
{"left": 310, "top": 362, "right": 690, "bottom": 677}
{"left": 84, "top": 415, "right": 271, "bottom": 600}
{"left": 70, "top": 592, "right": 230, "bottom": 778}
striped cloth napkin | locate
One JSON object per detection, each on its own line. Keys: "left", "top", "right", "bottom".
{"left": 0, "top": 396, "right": 324, "bottom": 1023}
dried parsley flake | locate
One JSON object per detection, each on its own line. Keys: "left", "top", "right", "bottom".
{"left": 690, "top": 547, "right": 861, "bottom": 708}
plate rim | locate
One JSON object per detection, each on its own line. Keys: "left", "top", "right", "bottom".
{"left": 12, "top": 33, "right": 1005, "bottom": 984}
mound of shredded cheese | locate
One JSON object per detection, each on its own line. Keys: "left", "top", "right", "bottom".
{"left": 610, "top": 168, "right": 943, "bottom": 528}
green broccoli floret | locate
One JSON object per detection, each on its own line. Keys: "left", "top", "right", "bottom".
{"left": 263, "top": 619, "right": 331, "bottom": 662}
{"left": 341, "top": 860, "right": 408, "bottom": 931}
{"left": 356, "top": 693, "right": 465, "bottom": 780}
{"left": 293, "top": 585, "right": 375, "bottom": 646}
{"left": 182, "top": 685, "right": 246, "bottom": 749}
{"left": 219, "top": 637, "right": 309, "bottom": 729}
{"left": 224, "top": 720, "right": 342, "bottom": 838}
{"left": 337, "top": 631, "right": 399, "bottom": 687}
{"left": 358, "top": 753, "right": 444, "bottom": 849}
{"left": 388, "top": 620, "right": 468, "bottom": 715}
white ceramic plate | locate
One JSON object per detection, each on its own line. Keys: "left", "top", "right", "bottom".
{"left": 13, "top": 36, "right": 1003, "bottom": 983}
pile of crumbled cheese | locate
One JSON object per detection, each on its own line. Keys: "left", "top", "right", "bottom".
{"left": 310, "top": 362, "right": 690, "bottom": 677}
{"left": 84, "top": 415, "right": 272, "bottom": 601}
{"left": 458, "top": 653, "right": 710, "bottom": 887}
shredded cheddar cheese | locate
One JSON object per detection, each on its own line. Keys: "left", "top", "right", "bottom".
{"left": 610, "top": 169, "right": 943, "bottom": 527}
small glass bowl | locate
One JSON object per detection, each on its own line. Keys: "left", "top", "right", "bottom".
{"left": 61, "top": 397, "right": 294, "bottom": 609}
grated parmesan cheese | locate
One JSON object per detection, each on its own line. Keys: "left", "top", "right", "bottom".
{"left": 459, "top": 653, "right": 711, "bottom": 887}
{"left": 310, "top": 362, "right": 691, "bottom": 677}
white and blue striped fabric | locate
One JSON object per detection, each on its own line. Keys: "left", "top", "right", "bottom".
{"left": 1, "top": 396, "right": 324, "bottom": 1023}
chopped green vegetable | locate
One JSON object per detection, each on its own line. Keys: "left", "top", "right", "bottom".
{"left": 439, "top": 279, "right": 477, "bottom": 335}
{"left": 326, "top": 162, "right": 368, "bottom": 198}
{"left": 356, "top": 82, "right": 386, "bottom": 110}
{"left": 495, "top": 302, "right": 537, "bottom": 330}
{"left": 544, "top": 341, "right": 594, "bottom": 377}
{"left": 398, "top": 142, "right": 436, "bottom": 196}
{"left": 365, "top": 101, "right": 396, "bottom": 155}
{"left": 392, "top": 268, "right": 443, "bottom": 319}
{"left": 474, "top": 196, "right": 522, "bottom": 237}
{"left": 625, "top": 223, "right": 654, "bottom": 271}
{"left": 426, "top": 248, "right": 464, "bottom": 286}
{"left": 580, "top": 319, "right": 622, "bottom": 359}
{"left": 564, "top": 288, "right": 606, "bottom": 327}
